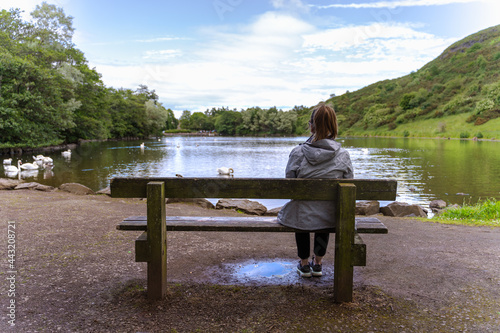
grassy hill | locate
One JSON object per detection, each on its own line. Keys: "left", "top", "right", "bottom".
{"left": 327, "top": 24, "right": 500, "bottom": 139}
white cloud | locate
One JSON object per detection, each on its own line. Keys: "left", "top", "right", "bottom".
{"left": 90, "top": 13, "right": 453, "bottom": 112}
{"left": 143, "top": 49, "right": 182, "bottom": 60}
{"left": 310, "top": 0, "right": 488, "bottom": 9}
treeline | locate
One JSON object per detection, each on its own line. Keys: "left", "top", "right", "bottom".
{"left": 177, "top": 106, "right": 312, "bottom": 136}
{"left": 0, "top": 4, "right": 178, "bottom": 148}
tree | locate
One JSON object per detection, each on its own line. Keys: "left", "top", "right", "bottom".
{"left": 215, "top": 111, "right": 242, "bottom": 135}
{"left": 189, "top": 112, "right": 210, "bottom": 131}
{"left": 30, "top": 2, "right": 75, "bottom": 49}
{"left": 179, "top": 110, "right": 192, "bottom": 129}
{"left": 164, "top": 109, "right": 179, "bottom": 130}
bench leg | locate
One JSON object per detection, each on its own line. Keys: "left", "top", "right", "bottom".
{"left": 147, "top": 182, "right": 167, "bottom": 300}
{"left": 334, "top": 183, "right": 356, "bottom": 303}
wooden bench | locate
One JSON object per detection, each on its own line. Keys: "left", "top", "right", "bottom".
{"left": 111, "top": 177, "right": 397, "bottom": 303}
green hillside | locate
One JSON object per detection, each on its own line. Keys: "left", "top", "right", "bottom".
{"left": 327, "top": 25, "right": 500, "bottom": 139}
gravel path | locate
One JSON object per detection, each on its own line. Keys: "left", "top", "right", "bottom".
{"left": 1, "top": 189, "right": 499, "bottom": 332}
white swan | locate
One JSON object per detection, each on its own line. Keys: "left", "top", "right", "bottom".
{"left": 3, "top": 158, "right": 12, "bottom": 165}
{"left": 20, "top": 161, "right": 39, "bottom": 170}
{"left": 43, "top": 156, "right": 53, "bottom": 165}
{"left": 62, "top": 149, "right": 71, "bottom": 158}
{"left": 217, "top": 167, "right": 234, "bottom": 175}
{"left": 4, "top": 160, "right": 20, "bottom": 172}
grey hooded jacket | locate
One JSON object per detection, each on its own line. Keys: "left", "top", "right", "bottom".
{"left": 277, "top": 138, "right": 354, "bottom": 231}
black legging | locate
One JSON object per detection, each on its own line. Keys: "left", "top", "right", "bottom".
{"left": 295, "top": 232, "right": 330, "bottom": 260}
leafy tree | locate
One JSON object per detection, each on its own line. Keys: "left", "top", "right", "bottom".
{"left": 215, "top": 110, "right": 242, "bottom": 135}
{"left": 189, "top": 112, "right": 210, "bottom": 131}
{"left": 164, "top": 108, "right": 179, "bottom": 130}
{"left": 179, "top": 110, "right": 192, "bottom": 129}
{"left": 30, "top": 2, "right": 75, "bottom": 49}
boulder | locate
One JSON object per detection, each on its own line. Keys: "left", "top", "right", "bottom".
{"left": 216, "top": 199, "right": 267, "bottom": 215}
{"left": 167, "top": 198, "right": 215, "bottom": 209}
{"left": 59, "top": 183, "right": 95, "bottom": 195}
{"left": 0, "top": 178, "right": 20, "bottom": 190}
{"left": 264, "top": 207, "right": 282, "bottom": 216}
{"left": 35, "top": 184, "right": 56, "bottom": 192}
{"left": 355, "top": 200, "right": 380, "bottom": 215}
{"left": 380, "top": 201, "right": 427, "bottom": 217}
{"left": 96, "top": 186, "right": 111, "bottom": 195}
{"left": 14, "top": 182, "right": 40, "bottom": 190}
{"left": 429, "top": 199, "right": 447, "bottom": 209}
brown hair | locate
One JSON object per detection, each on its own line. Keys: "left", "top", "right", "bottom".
{"left": 310, "top": 103, "right": 338, "bottom": 142}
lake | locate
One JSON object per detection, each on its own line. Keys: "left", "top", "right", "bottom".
{"left": 2, "top": 136, "right": 499, "bottom": 211}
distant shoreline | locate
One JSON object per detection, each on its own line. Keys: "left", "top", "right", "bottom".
{"left": 2, "top": 133, "right": 498, "bottom": 156}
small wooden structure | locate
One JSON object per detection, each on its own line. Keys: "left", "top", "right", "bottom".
{"left": 112, "top": 177, "right": 397, "bottom": 303}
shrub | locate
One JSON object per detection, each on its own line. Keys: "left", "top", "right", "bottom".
{"left": 400, "top": 93, "right": 416, "bottom": 111}
{"left": 474, "top": 117, "right": 488, "bottom": 126}
{"left": 467, "top": 42, "right": 482, "bottom": 53}
{"left": 388, "top": 122, "right": 397, "bottom": 130}
{"left": 403, "top": 130, "right": 410, "bottom": 137}
{"left": 460, "top": 132, "right": 470, "bottom": 138}
{"left": 476, "top": 132, "right": 483, "bottom": 138}
{"left": 474, "top": 98, "right": 495, "bottom": 114}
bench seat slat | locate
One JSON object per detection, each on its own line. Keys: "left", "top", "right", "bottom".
{"left": 117, "top": 216, "right": 387, "bottom": 234}
{"left": 110, "top": 177, "right": 397, "bottom": 201}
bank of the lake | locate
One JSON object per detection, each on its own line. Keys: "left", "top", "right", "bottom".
{"left": 1, "top": 136, "right": 499, "bottom": 211}
{"left": 344, "top": 113, "right": 500, "bottom": 140}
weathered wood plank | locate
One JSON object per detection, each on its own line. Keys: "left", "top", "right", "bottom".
{"left": 110, "top": 177, "right": 397, "bottom": 201}
{"left": 135, "top": 231, "right": 149, "bottom": 262}
{"left": 146, "top": 182, "right": 167, "bottom": 300}
{"left": 334, "top": 183, "right": 356, "bottom": 303}
{"left": 135, "top": 230, "right": 369, "bottom": 266}
{"left": 117, "top": 216, "right": 388, "bottom": 234}
{"left": 351, "top": 234, "right": 366, "bottom": 267}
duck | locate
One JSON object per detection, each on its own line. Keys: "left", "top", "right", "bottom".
{"left": 4, "top": 160, "right": 20, "bottom": 172}
{"left": 62, "top": 149, "right": 71, "bottom": 158}
{"left": 3, "top": 158, "right": 12, "bottom": 165}
{"left": 20, "top": 161, "right": 39, "bottom": 170}
{"left": 217, "top": 167, "right": 234, "bottom": 175}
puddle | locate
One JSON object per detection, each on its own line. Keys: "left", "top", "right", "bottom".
{"left": 219, "top": 259, "right": 335, "bottom": 286}
{"left": 236, "top": 261, "right": 294, "bottom": 278}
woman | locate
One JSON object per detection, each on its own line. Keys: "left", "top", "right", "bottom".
{"left": 277, "top": 103, "right": 354, "bottom": 277}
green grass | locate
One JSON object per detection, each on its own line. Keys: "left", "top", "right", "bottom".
{"left": 431, "top": 199, "right": 500, "bottom": 227}
{"left": 346, "top": 113, "right": 500, "bottom": 139}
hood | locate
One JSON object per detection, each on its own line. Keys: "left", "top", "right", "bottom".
{"left": 301, "top": 139, "right": 341, "bottom": 166}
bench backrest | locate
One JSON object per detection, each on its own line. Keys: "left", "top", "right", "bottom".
{"left": 110, "top": 177, "right": 397, "bottom": 201}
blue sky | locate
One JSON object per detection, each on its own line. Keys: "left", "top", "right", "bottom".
{"left": 2, "top": 0, "right": 499, "bottom": 116}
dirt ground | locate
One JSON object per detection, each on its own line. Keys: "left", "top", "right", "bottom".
{"left": 0, "top": 189, "right": 499, "bottom": 332}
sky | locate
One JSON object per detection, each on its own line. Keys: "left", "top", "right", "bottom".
{"left": 1, "top": 0, "right": 500, "bottom": 117}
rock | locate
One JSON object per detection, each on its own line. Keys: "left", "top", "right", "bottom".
{"left": 0, "top": 178, "right": 20, "bottom": 190}
{"left": 14, "top": 182, "right": 40, "bottom": 190}
{"left": 35, "top": 184, "right": 56, "bottom": 192}
{"left": 216, "top": 199, "right": 267, "bottom": 215}
{"left": 380, "top": 201, "right": 427, "bottom": 217}
{"left": 167, "top": 198, "right": 215, "bottom": 209}
{"left": 429, "top": 199, "right": 447, "bottom": 209}
{"left": 264, "top": 207, "right": 282, "bottom": 216}
{"left": 355, "top": 200, "right": 380, "bottom": 215}
{"left": 59, "top": 183, "right": 95, "bottom": 195}
{"left": 96, "top": 186, "right": 111, "bottom": 195}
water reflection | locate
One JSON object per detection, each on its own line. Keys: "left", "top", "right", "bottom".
{"left": 1, "top": 137, "right": 499, "bottom": 209}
